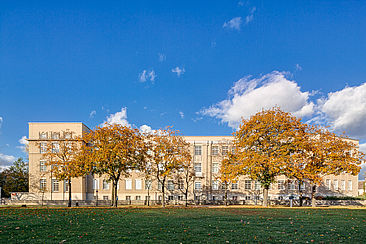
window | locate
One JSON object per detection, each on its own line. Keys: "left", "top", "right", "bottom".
{"left": 167, "top": 180, "right": 174, "bottom": 190}
{"left": 212, "top": 180, "right": 219, "bottom": 190}
{"left": 222, "top": 146, "right": 228, "bottom": 155}
{"left": 126, "top": 196, "right": 131, "bottom": 201}
{"left": 135, "top": 196, "right": 141, "bottom": 200}
{"left": 93, "top": 179, "right": 99, "bottom": 190}
{"left": 232, "top": 182, "right": 238, "bottom": 190}
{"left": 158, "top": 182, "right": 162, "bottom": 191}
{"left": 194, "top": 145, "right": 202, "bottom": 155}
{"left": 232, "top": 196, "right": 238, "bottom": 201}
{"left": 103, "top": 196, "right": 109, "bottom": 200}
{"left": 52, "top": 143, "right": 60, "bottom": 153}
{"left": 326, "top": 179, "right": 331, "bottom": 190}
{"left": 245, "top": 195, "right": 251, "bottom": 200}
{"left": 222, "top": 182, "right": 227, "bottom": 190}
{"left": 40, "top": 179, "right": 46, "bottom": 190}
{"left": 39, "top": 132, "right": 48, "bottom": 139}
{"left": 52, "top": 179, "right": 59, "bottom": 192}
{"left": 177, "top": 195, "right": 183, "bottom": 200}
{"left": 145, "top": 196, "right": 150, "bottom": 201}
{"left": 40, "top": 142, "right": 47, "bottom": 153}
{"left": 64, "top": 132, "right": 72, "bottom": 139}
{"left": 300, "top": 182, "right": 305, "bottom": 191}
{"left": 334, "top": 180, "right": 339, "bottom": 190}
{"left": 255, "top": 181, "right": 261, "bottom": 190}
{"left": 348, "top": 180, "right": 352, "bottom": 191}
{"left": 125, "top": 179, "right": 132, "bottom": 190}
{"left": 64, "top": 180, "right": 69, "bottom": 192}
{"left": 341, "top": 180, "right": 346, "bottom": 191}
{"left": 195, "top": 181, "right": 202, "bottom": 190}
{"left": 231, "top": 147, "right": 236, "bottom": 154}
{"left": 40, "top": 160, "right": 47, "bottom": 172}
{"left": 278, "top": 180, "right": 285, "bottom": 190}
{"left": 145, "top": 180, "right": 152, "bottom": 190}
{"left": 135, "top": 179, "right": 142, "bottom": 190}
{"left": 103, "top": 180, "right": 110, "bottom": 190}
{"left": 52, "top": 132, "right": 60, "bottom": 140}
{"left": 288, "top": 181, "right": 296, "bottom": 190}
{"left": 212, "top": 162, "right": 219, "bottom": 173}
{"left": 194, "top": 163, "right": 202, "bottom": 173}
{"left": 245, "top": 180, "right": 252, "bottom": 190}
{"left": 168, "top": 195, "right": 174, "bottom": 200}
{"left": 178, "top": 180, "right": 184, "bottom": 190}
{"left": 212, "top": 146, "right": 219, "bottom": 155}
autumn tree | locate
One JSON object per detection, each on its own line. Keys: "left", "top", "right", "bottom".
{"left": 231, "top": 108, "right": 307, "bottom": 207}
{"left": 220, "top": 155, "right": 237, "bottom": 205}
{"left": 147, "top": 128, "right": 184, "bottom": 208}
{"left": 84, "top": 124, "right": 148, "bottom": 207}
{"left": 173, "top": 137, "right": 194, "bottom": 207}
{"left": 41, "top": 132, "right": 84, "bottom": 207}
{"left": 287, "top": 125, "right": 363, "bottom": 207}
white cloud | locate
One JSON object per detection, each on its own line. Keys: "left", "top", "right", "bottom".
{"left": 158, "top": 53, "right": 166, "bottom": 62}
{"left": 0, "top": 153, "right": 16, "bottom": 171}
{"left": 0, "top": 117, "right": 3, "bottom": 128}
{"left": 89, "top": 110, "right": 96, "bottom": 118}
{"left": 201, "top": 71, "right": 315, "bottom": 129}
{"left": 139, "top": 124, "right": 153, "bottom": 134}
{"left": 223, "top": 17, "right": 242, "bottom": 31}
{"left": 318, "top": 83, "right": 366, "bottom": 138}
{"left": 103, "top": 107, "right": 130, "bottom": 127}
{"left": 245, "top": 7, "right": 256, "bottom": 24}
{"left": 171, "top": 67, "right": 185, "bottom": 77}
{"left": 179, "top": 111, "right": 184, "bottom": 119}
{"left": 359, "top": 143, "right": 366, "bottom": 154}
{"left": 295, "top": 64, "right": 303, "bottom": 71}
{"left": 17, "top": 136, "right": 28, "bottom": 152}
{"left": 139, "top": 69, "right": 156, "bottom": 83}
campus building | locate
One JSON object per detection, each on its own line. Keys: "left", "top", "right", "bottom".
{"left": 27, "top": 122, "right": 359, "bottom": 203}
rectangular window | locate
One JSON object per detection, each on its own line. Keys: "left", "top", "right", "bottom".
{"left": 278, "top": 180, "right": 285, "bottom": 190}
{"left": 326, "top": 179, "right": 331, "bottom": 190}
{"left": 52, "top": 179, "right": 59, "bottom": 192}
{"left": 341, "top": 180, "right": 346, "bottom": 191}
{"left": 52, "top": 132, "right": 60, "bottom": 140}
{"left": 212, "top": 146, "right": 219, "bottom": 155}
{"left": 222, "top": 146, "right": 228, "bottom": 155}
{"left": 126, "top": 196, "right": 131, "bottom": 201}
{"left": 334, "top": 180, "right": 339, "bottom": 190}
{"left": 158, "top": 182, "right": 162, "bottom": 191}
{"left": 135, "top": 179, "right": 142, "bottom": 190}
{"left": 145, "top": 196, "right": 150, "bottom": 201}
{"left": 245, "top": 180, "right": 252, "bottom": 190}
{"left": 125, "top": 179, "right": 132, "bottom": 190}
{"left": 194, "top": 163, "right": 202, "bottom": 173}
{"left": 135, "top": 196, "right": 141, "bottom": 200}
{"left": 103, "top": 180, "right": 110, "bottom": 190}
{"left": 145, "top": 180, "right": 152, "bottom": 190}
{"left": 222, "top": 182, "right": 227, "bottom": 190}
{"left": 64, "top": 132, "right": 72, "bottom": 139}
{"left": 39, "top": 132, "right": 48, "bottom": 139}
{"left": 348, "top": 180, "right": 352, "bottom": 191}
{"left": 40, "top": 179, "right": 46, "bottom": 190}
{"left": 168, "top": 195, "right": 174, "bottom": 200}
{"left": 195, "top": 181, "right": 202, "bottom": 190}
{"left": 103, "top": 196, "right": 109, "bottom": 200}
{"left": 232, "top": 196, "right": 238, "bottom": 201}
{"left": 178, "top": 180, "right": 184, "bottom": 190}
{"left": 40, "top": 142, "right": 47, "bottom": 154}
{"left": 288, "top": 181, "right": 296, "bottom": 190}
{"left": 177, "top": 195, "right": 183, "bottom": 200}
{"left": 167, "top": 180, "right": 174, "bottom": 190}
{"left": 255, "top": 181, "right": 261, "bottom": 190}
{"left": 245, "top": 195, "right": 251, "bottom": 200}
{"left": 212, "top": 162, "right": 219, "bottom": 173}
{"left": 93, "top": 179, "right": 99, "bottom": 190}
{"left": 194, "top": 145, "right": 202, "bottom": 155}
{"left": 52, "top": 143, "right": 60, "bottom": 153}
{"left": 40, "top": 160, "right": 47, "bottom": 172}
{"left": 64, "top": 180, "right": 69, "bottom": 192}
{"left": 232, "top": 182, "right": 238, "bottom": 190}
{"left": 212, "top": 180, "right": 219, "bottom": 190}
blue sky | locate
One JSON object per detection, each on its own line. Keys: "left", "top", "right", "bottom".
{"left": 1, "top": 1, "right": 366, "bottom": 176}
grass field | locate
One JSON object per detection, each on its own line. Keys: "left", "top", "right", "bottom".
{"left": 0, "top": 207, "right": 365, "bottom": 243}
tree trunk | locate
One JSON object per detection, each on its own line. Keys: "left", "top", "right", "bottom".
{"left": 162, "top": 183, "right": 165, "bottom": 208}
{"left": 311, "top": 185, "right": 316, "bottom": 207}
{"left": 185, "top": 188, "right": 188, "bottom": 207}
{"left": 111, "top": 184, "right": 115, "bottom": 206}
{"left": 224, "top": 185, "right": 228, "bottom": 206}
{"left": 298, "top": 182, "right": 303, "bottom": 207}
{"left": 113, "top": 181, "right": 118, "bottom": 207}
{"left": 147, "top": 187, "right": 150, "bottom": 206}
{"left": 263, "top": 187, "right": 269, "bottom": 207}
{"left": 68, "top": 180, "right": 72, "bottom": 207}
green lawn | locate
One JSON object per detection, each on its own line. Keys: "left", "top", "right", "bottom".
{"left": 0, "top": 207, "right": 365, "bottom": 243}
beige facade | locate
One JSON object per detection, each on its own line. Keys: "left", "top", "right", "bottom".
{"left": 28, "top": 123, "right": 359, "bottom": 202}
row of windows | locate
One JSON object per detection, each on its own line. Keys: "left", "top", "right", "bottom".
{"left": 39, "top": 132, "right": 72, "bottom": 140}
{"left": 39, "top": 179, "right": 69, "bottom": 192}
{"left": 193, "top": 145, "right": 234, "bottom": 156}
{"left": 325, "top": 179, "right": 353, "bottom": 191}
